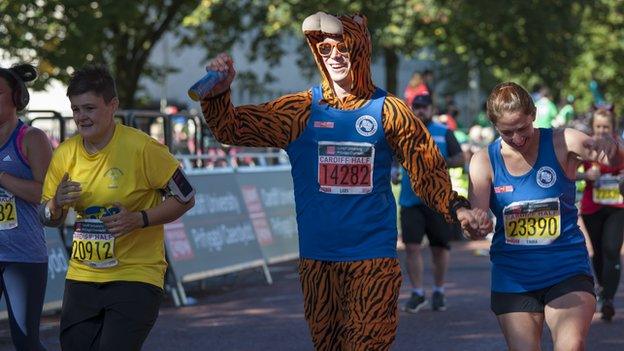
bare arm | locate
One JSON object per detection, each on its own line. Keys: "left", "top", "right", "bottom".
{"left": 201, "top": 90, "right": 311, "bottom": 148}
{"left": 468, "top": 148, "right": 492, "bottom": 214}
{"left": 199, "top": 53, "right": 311, "bottom": 148}
{"left": 101, "top": 196, "right": 195, "bottom": 237}
{"left": 0, "top": 128, "right": 52, "bottom": 204}
{"left": 144, "top": 196, "right": 194, "bottom": 227}
{"left": 559, "top": 128, "right": 624, "bottom": 178}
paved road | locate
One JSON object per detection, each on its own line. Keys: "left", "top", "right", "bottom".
{"left": 1, "top": 241, "right": 623, "bottom": 350}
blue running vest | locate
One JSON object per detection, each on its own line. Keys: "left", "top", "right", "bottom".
{"left": 0, "top": 120, "right": 47, "bottom": 263}
{"left": 488, "top": 128, "right": 591, "bottom": 292}
{"left": 399, "top": 121, "right": 449, "bottom": 207}
{"left": 286, "top": 86, "right": 397, "bottom": 261}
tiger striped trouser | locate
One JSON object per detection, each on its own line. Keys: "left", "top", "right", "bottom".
{"left": 299, "top": 258, "right": 402, "bottom": 351}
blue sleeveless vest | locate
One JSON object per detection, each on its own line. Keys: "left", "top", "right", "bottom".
{"left": 399, "top": 121, "right": 449, "bottom": 207}
{"left": 0, "top": 120, "right": 47, "bottom": 263}
{"left": 488, "top": 128, "right": 591, "bottom": 292}
{"left": 286, "top": 86, "right": 397, "bottom": 261}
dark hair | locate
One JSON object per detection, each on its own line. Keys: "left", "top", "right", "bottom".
{"left": 0, "top": 64, "right": 37, "bottom": 111}
{"left": 66, "top": 64, "right": 117, "bottom": 102}
{"left": 486, "top": 82, "right": 536, "bottom": 124}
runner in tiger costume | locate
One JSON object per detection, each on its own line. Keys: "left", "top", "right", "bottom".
{"left": 200, "top": 11, "right": 492, "bottom": 351}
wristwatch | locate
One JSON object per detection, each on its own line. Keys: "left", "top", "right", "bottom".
{"left": 44, "top": 204, "right": 53, "bottom": 221}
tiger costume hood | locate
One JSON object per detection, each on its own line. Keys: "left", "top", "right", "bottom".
{"left": 202, "top": 11, "right": 462, "bottom": 222}
{"left": 302, "top": 12, "right": 375, "bottom": 108}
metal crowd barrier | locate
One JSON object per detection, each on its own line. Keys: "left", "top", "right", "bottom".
{"left": 1, "top": 109, "right": 299, "bottom": 316}
{"left": 163, "top": 165, "right": 298, "bottom": 306}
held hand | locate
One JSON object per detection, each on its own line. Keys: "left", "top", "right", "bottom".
{"left": 457, "top": 207, "right": 493, "bottom": 240}
{"left": 205, "top": 52, "right": 236, "bottom": 97}
{"left": 54, "top": 173, "right": 81, "bottom": 208}
{"left": 583, "top": 135, "right": 619, "bottom": 165}
{"left": 101, "top": 202, "right": 143, "bottom": 237}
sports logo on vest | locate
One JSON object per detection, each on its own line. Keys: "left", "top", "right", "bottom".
{"left": 536, "top": 166, "right": 556, "bottom": 188}
{"left": 355, "top": 115, "right": 377, "bottom": 137}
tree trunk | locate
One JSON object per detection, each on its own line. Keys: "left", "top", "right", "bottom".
{"left": 384, "top": 48, "right": 399, "bottom": 95}
{"left": 115, "top": 67, "right": 140, "bottom": 109}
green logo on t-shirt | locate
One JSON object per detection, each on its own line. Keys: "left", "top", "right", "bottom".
{"left": 105, "top": 168, "right": 124, "bottom": 189}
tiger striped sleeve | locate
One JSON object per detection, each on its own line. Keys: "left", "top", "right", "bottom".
{"left": 201, "top": 90, "right": 312, "bottom": 148}
{"left": 382, "top": 95, "right": 458, "bottom": 222}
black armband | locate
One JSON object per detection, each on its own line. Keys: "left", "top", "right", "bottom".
{"left": 165, "top": 168, "right": 196, "bottom": 203}
{"left": 141, "top": 210, "right": 149, "bottom": 228}
{"left": 449, "top": 196, "right": 471, "bottom": 223}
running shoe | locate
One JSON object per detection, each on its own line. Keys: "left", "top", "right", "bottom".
{"left": 601, "top": 298, "right": 615, "bottom": 322}
{"left": 432, "top": 291, "right": 446, "bottom": 311}
{"left": 404, "top": 293, "right": 427, "bottom": 313}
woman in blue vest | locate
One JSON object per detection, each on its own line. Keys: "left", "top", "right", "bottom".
{"left": 0, "top": 64, "right": 53, "bottom": 350}
{"left": 468, "top": 82, "right": 623, "bottom": 350}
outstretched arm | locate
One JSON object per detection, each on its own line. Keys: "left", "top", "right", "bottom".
{"left": 200, "top": 53, "right": 311, "bottom": 148}
{"left": 560, "top": 128, "right": 624, "bottom": 177}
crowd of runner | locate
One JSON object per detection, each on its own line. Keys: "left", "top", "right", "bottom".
{"left": 0, "top": 10, "right": 623, "bottom": 351}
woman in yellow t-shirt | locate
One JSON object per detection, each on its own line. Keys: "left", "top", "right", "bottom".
{"left": 40, "top": 65, "right": 195, "bottom": 351}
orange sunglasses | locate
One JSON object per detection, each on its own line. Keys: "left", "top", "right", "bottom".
{"left": 316, "top": 41, "right": 349, "bottom": 57}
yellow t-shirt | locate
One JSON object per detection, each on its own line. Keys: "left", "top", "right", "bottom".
{"left": 42, "top": 124, "right": 180, "bottom": 288}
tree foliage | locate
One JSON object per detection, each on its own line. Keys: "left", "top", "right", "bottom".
{"left": 1, "top": 0, "right": 201, "bottom": 108}
{"left": 567, "top": 0, "right": 624, "bottom": 113}
{"left": 2, "top": 0, "right": 624, "bottom": 117}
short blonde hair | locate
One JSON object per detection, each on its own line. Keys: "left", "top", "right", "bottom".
{"left": 486, "top": 82, "right": 536, "bottom": 124}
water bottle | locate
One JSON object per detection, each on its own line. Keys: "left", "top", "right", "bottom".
{"left": 187, "top": 70, "right": 227, "bottom": 101}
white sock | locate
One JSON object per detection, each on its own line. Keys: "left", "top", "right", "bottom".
{"left": 433, "top": 286, "right": 445, "bottom": 294}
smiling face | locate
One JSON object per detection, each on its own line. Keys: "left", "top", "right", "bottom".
{"left": 495, "top": 111, "right": 536, "bottom": 152}
{"left": 69, "top": 92, "right": 118, "bottom": 144}
{"left": 319, "top": 37, "right": 352, "bottom": 86}
{"left": 593, "top": 115, "right": 613, "bottom": 137}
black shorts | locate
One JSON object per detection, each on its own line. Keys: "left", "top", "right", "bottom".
{"left": 60, "top": 280, "right": 163, "bottom": 351}
{"left": 490, "top": 274, "right": 595, "bottom": 315}
{"left": 400, "top": 205, "right": 459, "bottom": 249}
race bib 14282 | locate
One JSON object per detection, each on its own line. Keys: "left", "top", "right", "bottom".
{"left": 318, "top": 141, "right": 375, "bottom": 195}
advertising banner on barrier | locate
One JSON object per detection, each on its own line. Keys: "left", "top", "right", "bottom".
{"left": 236, "top": 167, "right": 299, "bottom": 264}
{"left": 164, "top": 170, "right": 267, "bottom": 283}
{"left": 0, "top": 227, "right": 68, "bottom": 318}
{"left": 45, "top": 227, "right": 69, "bottom": 310}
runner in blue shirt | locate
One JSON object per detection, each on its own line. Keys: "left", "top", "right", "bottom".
{"left": 468, "top": 82, "right": 624, "bottom": 351}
